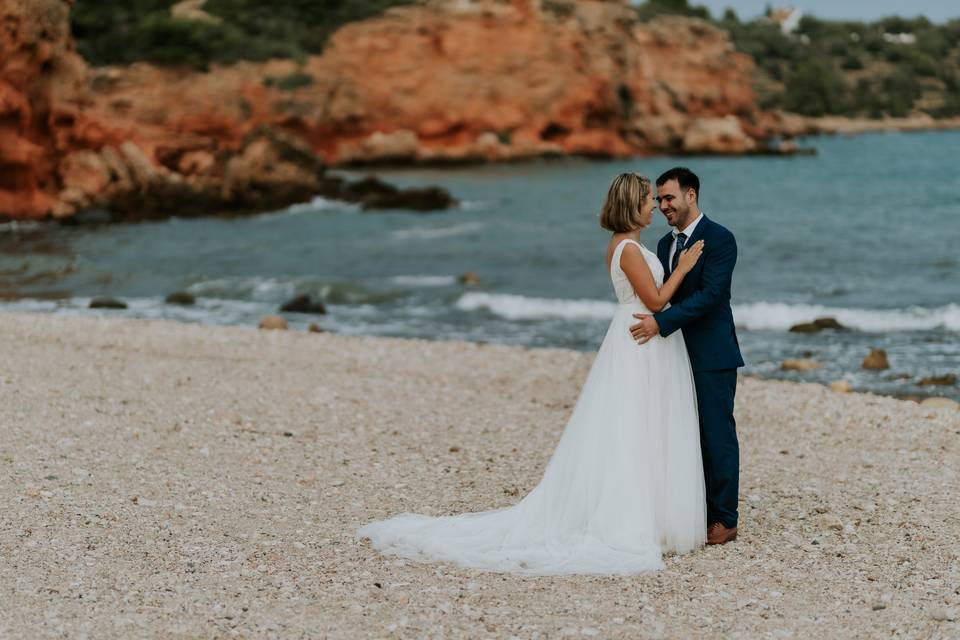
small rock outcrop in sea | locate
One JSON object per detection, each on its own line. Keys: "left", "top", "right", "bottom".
{"left": 918, "top": 373, "right": 957, "bottom": 386}
{"left": 258, "top": 315, "right": 288, "bottom": 330}
{"left": 321, "top": 177, "right": 456, "bottom": 212}
{"left": 813, "top": 317, "right": 845, "bottom": 330}
{"left": 458, "top": 272, "right": 482, "bottom": 286}
{"left": 89, "top": 297, "right": 127, "bottom": 309}
{"left": 165, "top": 292, "right": 196, "bottom": 306}
{"left": 862, "top": 348, "right": 890, "bottom": 370}
{"left": 280, "top": 295, "right": 327, "bottom": 315}
{"left": 789, "top": 317, "right": 845, "bottom": 333}
{"left": 307, "top": 323, "right": 325, "bottom": 333}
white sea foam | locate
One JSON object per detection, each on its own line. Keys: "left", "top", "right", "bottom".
{"left": 457, "top": 293, "right": 616, "bottom": 321}
{"left": 250, "top": 196, "right": 357, "bottom": 220}
{"left": 0, "top": 296, "right": 271, "bottom": 326}
{"left": 732, "top": 302, "right": 960, "bottom": 332}
{"left": 456, "top": 293, "right": 960, "bottom": 332}
{"left": 186, "top": 277, "right": 297, "bottom": 302}
{"left": 392, "top": 222, "right": 484, "bottom": 240}
{"left": 0, "top": 220, "right": 43, "bottom": 233}
{"left": 389, "top": 275, "right": 458, "bottom": 287}
{"left": 458, "top": 200, "right": 487, "bottom": 211}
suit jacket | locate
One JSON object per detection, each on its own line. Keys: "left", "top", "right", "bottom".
{"left": 653, "top": 215, "right": 744, "bottom": 372}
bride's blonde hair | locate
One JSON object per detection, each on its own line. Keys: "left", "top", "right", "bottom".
{"left": 599, "top": 172, "right": 651, "bottom": 233}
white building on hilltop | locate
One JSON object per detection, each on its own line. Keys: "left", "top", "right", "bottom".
{"left": 767, "top": 6, "right": 803, "bottom": 35}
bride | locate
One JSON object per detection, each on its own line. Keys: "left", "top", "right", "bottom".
{"left": 358, "top": 173, "right": 707, "bottom": 575}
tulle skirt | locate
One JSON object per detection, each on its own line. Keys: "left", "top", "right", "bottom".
{"left": 358, "top": 303, "right": 706, "bottom": 575}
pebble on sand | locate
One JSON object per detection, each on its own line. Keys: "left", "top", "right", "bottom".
{"left": 258, "top": 315, "right": 288, "bottom": 330}
{"left": 920, "top": 397, "right": 960, "bottom": 411}
{"left": 829, "top": 380, "right": 853, "bottom": 393}
{"left": 781, "top": 359, "right": 821, "bottom": 372}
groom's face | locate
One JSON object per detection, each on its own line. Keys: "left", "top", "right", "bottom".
{"left": 656, "top": 179, "right": 691, "bottom": 228}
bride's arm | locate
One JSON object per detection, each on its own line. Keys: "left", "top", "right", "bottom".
{"left": 620, "top": 241, "right": 704, "bottom": 312}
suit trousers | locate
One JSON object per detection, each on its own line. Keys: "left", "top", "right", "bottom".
{"left": 692, "top": 369, "right": 739, "bottom": 528}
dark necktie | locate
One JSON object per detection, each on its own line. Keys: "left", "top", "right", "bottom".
{"left": 671, "top": 232, "right": 687, "bottom": 273}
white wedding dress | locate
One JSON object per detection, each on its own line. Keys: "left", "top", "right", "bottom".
{"left": 358, "top": 239, "right": 706, "bottom": 575}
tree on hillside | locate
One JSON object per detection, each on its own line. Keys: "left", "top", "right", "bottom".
{"left": 634, "top": 0, "right": 711, "bottom": 21}
{"left": 71, "top": 0, "right": 412, "bottom": 67}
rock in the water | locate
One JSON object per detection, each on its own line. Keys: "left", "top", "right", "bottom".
{"left": 89, "top": 297, "right": 127, "bottom": 309}
{"left": 918, "top": 373, "right": 957, "bottom": 386}
{"left": 329, "top": 176, "right": 456, "bottom": 211}
{"left": 258, "top": 315, "right": 288, "bottom": 330}
{"left": 308, "top": 323, "right": 325, "bottom": 333}
{"left": 862, "top": 348, "right": 890, "bottom": 370}
{"left": 280, "top": 294, "right": 326, "bottom": 315}
{"left": 789, "top": 322, "right": 821, "bottom": 333}
{"left": 920, "top": 397, "right": 960, "bottom": 411}
{"left": 165, "top": 291, "right": 196, "bottom": 305}
{"left": 781, "top": 359, "right": 821, "bottom": 372}
{"left": 813, "top": 317, "right": 845, "bottom": 330}
{"left": 830, "top": 380, "right": 853, "bottom": 393}
{"left": 458, "top": 272, "right": 482, "bottom": 286}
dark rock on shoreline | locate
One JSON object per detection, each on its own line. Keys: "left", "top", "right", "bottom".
{"left": 813, "top": 317, "right": 845, "bottom": 330}
{"left": 918, "top": 374, "right": 957, "bottom": 386}
{"left": 280, "top": 295, "right": 327, "bottom": 315}
{"left": 789, "top": 317, "right": 846, "bottom": 333}
{"left": 89, "top": 297, "right": 127, "bottom": 309}
{"left": 165, "top": 292, "right": 196, "bottom": 306}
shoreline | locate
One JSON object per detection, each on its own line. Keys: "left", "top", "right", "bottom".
{"left": 1, "top": 311, "right": 958, "bottom": 637}
{"left": 0, "top": 300, "right": 955, "bottom": 404}
{"left": 5, "top": 125, "right": 960, "bottom": 226}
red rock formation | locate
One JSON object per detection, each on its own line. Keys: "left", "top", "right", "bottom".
{"left": 0, "top": 0, "right": 98, "bottom": 218}
{"left": 1, "top": 0, "right": 769, "bottom": 220}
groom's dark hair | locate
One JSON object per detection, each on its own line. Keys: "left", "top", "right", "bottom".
{"left": 656, "top": 167, "right": 700, "bottom": 202}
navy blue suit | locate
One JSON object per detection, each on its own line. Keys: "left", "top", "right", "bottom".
{"left": 654, "top": 215, "right": 744, "bottom": 528}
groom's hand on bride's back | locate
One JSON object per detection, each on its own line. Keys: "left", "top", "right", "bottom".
{"left": 630, "top": 314, "right": 659, "bottom": 344}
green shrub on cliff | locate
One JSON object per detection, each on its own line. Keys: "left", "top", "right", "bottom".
{"left": 722, "top": 13, "right": 960, "bottom": 119}
{"left": 71, "top": 0, "right": 412, "bottom": 68}
{"left": 783, "top": 59, "right": 850, "bottom": 116}
{"left": 634, "top": 0, "right": 711, "bottom": 21}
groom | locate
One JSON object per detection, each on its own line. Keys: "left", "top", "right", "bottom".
{"left": 630, "top": 167, "right": 744, "bottom": 545}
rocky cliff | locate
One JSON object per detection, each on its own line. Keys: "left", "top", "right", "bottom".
{"left": 1, "top": 0, "right": 771, "bottom": 221}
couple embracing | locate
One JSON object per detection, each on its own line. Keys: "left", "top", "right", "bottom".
{"left": 360, "top": 167, "right": 744, "bottom": 575}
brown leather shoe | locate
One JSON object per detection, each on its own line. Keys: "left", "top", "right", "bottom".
{"left": 707, "top": 522, "right": 738, "bottom": 545}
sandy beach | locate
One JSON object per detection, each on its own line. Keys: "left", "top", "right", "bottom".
{"left": 1, "top": 311, "right": 958, "bottom": 639}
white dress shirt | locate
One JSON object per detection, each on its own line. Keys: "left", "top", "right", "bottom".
{"left": 668, "top": 212, "right": 704, "bottom": 269}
